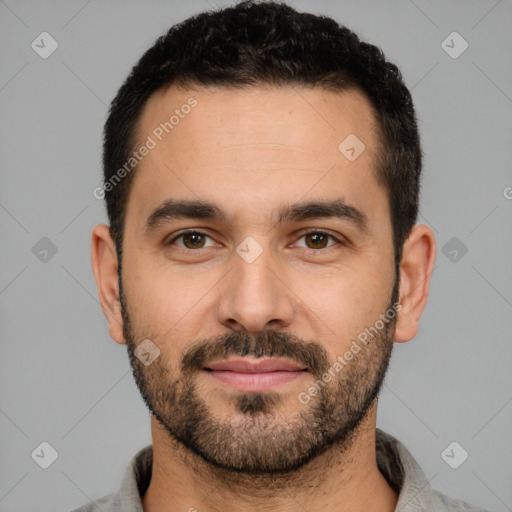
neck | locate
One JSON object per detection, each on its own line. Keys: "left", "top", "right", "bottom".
{"left": 142, "top": 403, "right": 398, "bottom": 512}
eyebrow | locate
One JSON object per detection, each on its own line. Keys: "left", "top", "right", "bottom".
{"left": 144, "top": 198, "right": 369, "bottom": 234}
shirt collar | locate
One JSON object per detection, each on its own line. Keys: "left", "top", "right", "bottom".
{"left": 375, "top": 428, "right": 438, "bottom": 511}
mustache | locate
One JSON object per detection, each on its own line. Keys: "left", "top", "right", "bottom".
{"left": 181, "top": 330, "right": 331, "bottom": 378}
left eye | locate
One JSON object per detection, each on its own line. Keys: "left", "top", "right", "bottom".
{"left": 294, "top": 231, "right": 340, "bottom": 250}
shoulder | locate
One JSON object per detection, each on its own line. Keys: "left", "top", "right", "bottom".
{"left": 433, "top": 490, "right": 489, "bottom": 512}
{"left": 68, "top": 492, "right": 115, "bottom": 512}
{"left": 431, "top": 489, "right": 493, "bottom": 512}
{"left": 66, "top": 444, "right": 152, "bottom": 512}
{"left": 375, "top": 429, "right": 493, "bottom": 512}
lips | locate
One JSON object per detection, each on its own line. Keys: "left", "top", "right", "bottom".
{"left": 206, "top": 357, "right": 306, "bottom": 373}
{"left": 204, "top": 357, "right": 307, "bottom": 391}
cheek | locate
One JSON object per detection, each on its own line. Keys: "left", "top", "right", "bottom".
{"left": 303, "top": 264, "right": 393, "bottom": 355}
{"left": 123, "top": 254, "right": 222, "bottom": 338}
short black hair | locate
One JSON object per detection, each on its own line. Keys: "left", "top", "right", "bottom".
{"left": 102, "top": 0, "right": 422, "bottom": 269}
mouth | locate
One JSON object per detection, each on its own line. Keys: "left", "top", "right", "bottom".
{"left": 203, "top": 356, "right": 308, "bottom": 392}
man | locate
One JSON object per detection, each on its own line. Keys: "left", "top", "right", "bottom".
{"left": 77, "top": 1, "right": 490, "bottom": 511}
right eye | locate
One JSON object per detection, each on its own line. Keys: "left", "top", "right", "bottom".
{"left": 165, "top": 230, "right": 217, "bottom": 250}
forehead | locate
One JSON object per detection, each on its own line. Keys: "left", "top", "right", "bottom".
{"left": 126, "top": 84, "right": 387, "bottom": 231}
{"left": 138, "top": 84, "right": 380, "bottom": 157}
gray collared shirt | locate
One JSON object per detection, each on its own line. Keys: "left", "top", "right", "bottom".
{"left": 70, "top": 428, "right": 491, "bottom": 512}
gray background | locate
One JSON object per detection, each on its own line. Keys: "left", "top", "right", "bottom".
{"left": 1, "top": 0, "right": 511, "bottom": 511}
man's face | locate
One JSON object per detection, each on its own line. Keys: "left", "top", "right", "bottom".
{"left": 119, "top": 86, "right": 397, "bottom": 473}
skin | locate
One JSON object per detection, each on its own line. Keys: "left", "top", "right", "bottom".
{"left": 91, "top": 85, "right": 436, "bottom": 512}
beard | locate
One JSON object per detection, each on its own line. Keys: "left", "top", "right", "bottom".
{"left": 120, "top": 276, "right": 399, "bottom": 476}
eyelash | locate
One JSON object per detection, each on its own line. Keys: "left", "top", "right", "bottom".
{"left": 165, "top": 229, "right": 345, "bottom": 251}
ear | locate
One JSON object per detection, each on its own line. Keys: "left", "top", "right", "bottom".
{"left": 91, "top": 223, "right": 126, "bottom": 344}
{"left": 394, "top": 224, "right": 436, "bottom": 343}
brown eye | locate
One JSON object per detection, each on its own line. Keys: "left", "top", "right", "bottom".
{"left": 182, "top": 232, "right": 206, "bottom": 249}
{"left": 167, "top": 230, "right": 215, "bottom": 249}
{"left": 304, "top": 232, "right": 330, "bottom": 249}
{"left": 296, "top": 231, "right": 340, "bottom": 250}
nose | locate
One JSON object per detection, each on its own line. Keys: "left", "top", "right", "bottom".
{"left": 216, "top": 245, "right": 295, "bottom": 333}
